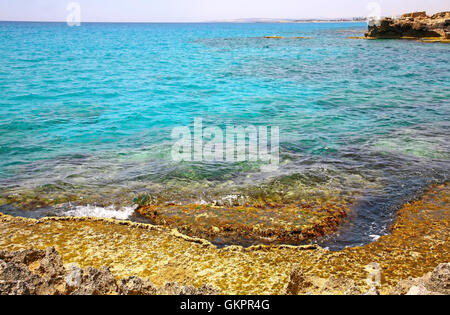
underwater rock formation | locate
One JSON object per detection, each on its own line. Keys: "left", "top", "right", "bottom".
{"left": 365, "top": 11, "right": 450, "bottom": 41}
{"left": 137, "top": 202, "right": 349, "bottom": 246}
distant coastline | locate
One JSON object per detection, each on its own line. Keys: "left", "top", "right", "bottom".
{"left": 0, "top": 18, "right": 367, "bottom": 24}
{"left": 204, "top": 18, "right": 367, "bottom": 23}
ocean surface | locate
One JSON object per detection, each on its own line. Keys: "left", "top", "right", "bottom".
{"left": 0, "top": 22, "right": 449, "bottom": 249}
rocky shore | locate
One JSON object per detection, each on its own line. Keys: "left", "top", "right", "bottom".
{"left": 0, "top": 247, "right": 220, "bottom": 295}
{"left": 365, "top": 11, "right": 450, "bottom": 42}
{"left": 0, "top": 183, "right": 449, "bottom": 295}
{"left": 1, "top": 246, "right": 448, "bottom": 295}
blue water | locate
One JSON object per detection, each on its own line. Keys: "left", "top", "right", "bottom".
{"left": 0, "top": 22, "right": 449, "bottom": 248}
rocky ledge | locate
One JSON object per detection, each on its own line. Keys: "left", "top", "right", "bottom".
{"left": 1, "top": 246, "right": 448, "bottom": 295}
{"left": 365, "top": 11, "right": 450, "bottom": 42}
{"left": 0, "top": 247, "right": 220, "bottom": 295}
{"left": 284, "top": 262, "right": 449, "bottom": 295}
{"left": 0, "top": 183, "right": 448, "bottom": 295}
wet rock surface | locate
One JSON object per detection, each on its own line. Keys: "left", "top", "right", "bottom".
{"left": 138, "top": 202, "right": 349, "bottom": 246}
{"left": 0, "top": 247, "right": 220, "bottom": 295}
{"left": 365, "top": 11, "right": 450, "bottom": 40}
{"left": 0, "top": 183, "right": 448, "bottom": 295}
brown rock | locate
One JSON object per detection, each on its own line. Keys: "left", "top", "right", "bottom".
{"left": 0, "top": 247, "right": 221, "bottom": 295}
{"left": 0, "top": 248, "right": 45, "bottom": 266}
{"left": 366, "top": 11, "right": 449, "bottom": 39}
{"left": 158, "top": 282, "right": 221, "bottom": 295}
{"left": 320, "top": 276, "right": 362, "bottom": 295}
{"left": 431, "top": 12, "right": 450, "bottom": 19}
{"left": 65, "top": 263, "right": 82, "bottom": 294}
{"left": 0, "top": 259, "right": 56, "bottom": 295}
{"left": 119, "top": 276, "right": 157, "bottom": 295}
{"left": 401, "top": 12, "right": 428, "bottom": 19}
{"left": 37, "top": 247, "right": 66, "bottom": 279}
{"left": 406, "top": 285, "right": 434, "bottom": 295}
{"left": 71, "top": 266, "right": 118, "bottom": 295}
{"left": 284, "top": 265, "right": 317, "bottom": 295}
{"left": 391, "top": 263, "right": 449, "bottom": 295}
{"left": 427, "top": 263, "right": 449, "bottom": 294}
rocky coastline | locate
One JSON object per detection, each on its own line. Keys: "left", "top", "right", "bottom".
{"left": 365, "top": 11, "right": 450, "bottom": 43}
{"left": 0, "top": 183, "right": 449, "bottom": 295}
{"left": 0, "top": 247, "right": 220, "bottom": 295}
{"left": 1, "top": 246, "right": 448, "bottom": 295}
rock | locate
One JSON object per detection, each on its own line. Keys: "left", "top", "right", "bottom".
{"left": 0, "top": 247, "right": 221, "bottom": 295}
{"left": 364, "top": 286, "right": 380, "bottom": 295}
{"left": 401, "top": 12, "right": 427, "bottom": 19}
{"left": 0, "top": 261, "right": 33, "bottom": 282}
{"left": 65, "top": 263, "right": 82, "bottom": 293}
{"left": 0, "top": 259, "right": 56, "bottom": 295}
{"left": 320, "top": 276, "right": 362, "bottom": 295}
{"left": 37, "top": 247, "right": 66, "bottom": 279}
{"left": 119, "top": 276, "right": 157, "bottom": 295}
{"left": 391, "top": 263, "right": 449, "bottom": 295}
{"left": 284, "top": 265, "right": 317, "bottom": 295}
{"left": 344, "top": 285, "right": 363, "bottom": 296}
{"left": 0, "top": 248, "right": 45, "bottom": 266}
{"left": 71, "top": 266, "right": 118, "bottom": 295}
{"left": 194, "top": 284, "right": 222, "bottom": 295}
{"left": 406, "top": 285, "right": 433, "bottom": 295}
{"left": 391, "top": 277, "right": 421, "bottom": 295}
{"left": 427, "top": 263, "right": 449, "bottom": 294}
{"left": 366, "top": 11, "right": 450, "bottom": 39}
{"left": 158, "top": 281, "right": 221, "bottom": 295}
{"left": 431, "top": 12, "right": 450, "bottom": 19}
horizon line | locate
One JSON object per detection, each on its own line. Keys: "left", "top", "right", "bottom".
{"left": 0, "top": 19, "right": 367, "bottom": 24}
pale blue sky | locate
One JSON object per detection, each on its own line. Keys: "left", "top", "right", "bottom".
{"left": 0, "top": 0, "right": 448, "bottom": 22}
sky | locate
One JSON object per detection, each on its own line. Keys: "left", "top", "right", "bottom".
{"left": 0, "top": 0, "right": 448, "bottom": 22}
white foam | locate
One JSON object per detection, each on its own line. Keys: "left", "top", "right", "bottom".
{"left": 64, "top": 205, "right": 137, "bottom": 220}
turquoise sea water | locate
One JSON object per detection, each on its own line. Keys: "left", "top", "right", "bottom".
{"left": 0, "top": 22, "right": 449, "bottom": 248}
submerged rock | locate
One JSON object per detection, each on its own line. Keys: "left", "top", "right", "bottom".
{"left": 138, "top": 201, "right": 349, "bottom": 246}
{"left": 366, "top": 11, "right": 450, "bottom": 40}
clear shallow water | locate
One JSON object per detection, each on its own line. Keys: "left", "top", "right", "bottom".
{"left": 0, "top": 22, "right": 449, "bottom": 249}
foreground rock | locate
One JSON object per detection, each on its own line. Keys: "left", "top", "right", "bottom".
{"left": 0, "top": 248, "right": 220, "bottom": 295}
{"left": 285, "top": 263, "right": 449, "bottom": 295}
{"left": 365, "top": 11, "right": 450, "bottom": 41}
{"left": 0, "top": 183, "right": 448, "bottom": 294}
{"left": 390, "top": 263, "right": 449, "bottom": 295}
